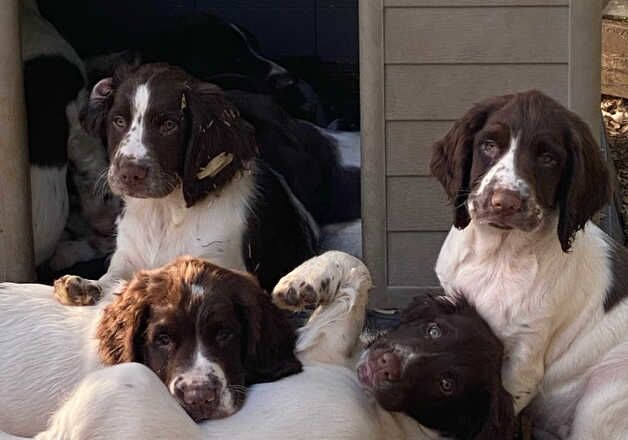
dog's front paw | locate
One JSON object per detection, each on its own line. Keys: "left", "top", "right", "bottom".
{"left": 53, "top": 275, "right": 102, "bottom": 306}
{"left": 273, "top": 261, "right": 337, "bottom": 311}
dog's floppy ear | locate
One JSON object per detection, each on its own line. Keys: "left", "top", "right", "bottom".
{"left": 182, "top": 82, "right": 259, "bottom": 207}
{"left": 475, "top": 385, "right": 516, "bottom": 440}
{"left": 96, "top": 275, "right": 151, "bottom": 364}
{"left": 430, "top": 95, "right": 511, "bottom": 228}
{"left": 557, "top": 111, "right": 611, "bottom": 252}
{"left": 232, "top": 276, "right": 302, "bottom": 384}
{"left": 81, "top": 77, "right": 114, "bottom": 140}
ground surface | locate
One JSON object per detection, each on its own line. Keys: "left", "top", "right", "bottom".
{"left": 602, "top": 96, "right": 628, "bottom": 243}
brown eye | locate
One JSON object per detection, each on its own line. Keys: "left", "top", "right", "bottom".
{"left": 538, "top": 152, "right": 558, "bottom": 168}
{"left": 113, "top": 115, "right": 127, "bottom": 129}
{"left": 160, "top": 119, "right": 178, "bottom": 135}
{"left": 480, "top": 140, "right": 499, "bottom": 159}
{"left": 155, "top": 333, "right": 172, "bottom": 347}
{"left": 440, "top": 377, "right": 455, "bottom": 395}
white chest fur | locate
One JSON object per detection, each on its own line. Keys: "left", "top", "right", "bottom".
{"left": 435, "top": 220, "right": 625, "bottom": 417}
{"left": 115, "top": 173, "right": 256, "bottom": 273}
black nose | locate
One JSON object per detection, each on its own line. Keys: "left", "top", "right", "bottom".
{"left": 173, "top": 374, "right": 221, "bottom": 407}
{"left": 118, "top": 163, "right": 148, "bottom": 185}
{"left": 490, "top": 189, "right": 523, "bottom": 215}
{"left": 372, "top": 351, "right": 401, "bottom": 382}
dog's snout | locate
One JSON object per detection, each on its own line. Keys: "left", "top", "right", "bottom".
{"left": 174, "top": 374, "right": 221, "bottom": 406}
{"left": 373, "top": 351, "right": 401, "bottom": 382}
{"left": 490, "top": 189, "right": 523, "bottom": 215}
{"left": 118, "top": 163, "right": 148, "bottom": 185}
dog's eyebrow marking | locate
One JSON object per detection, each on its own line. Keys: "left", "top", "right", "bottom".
{"left": 476, "top": 133, "right": 527, "bottom": 195}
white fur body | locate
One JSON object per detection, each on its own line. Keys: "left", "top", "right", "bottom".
{"left": 30, "top": 165, "right": 69, "bottom": 265}
{"left": 0, "top": 283, "right": 103, "bottom": 435}
{"left": 436, "top": 221, "right": 628, "bottom": 438}
{"left": 0, "top": 252, "right": 432, "bottom": 439}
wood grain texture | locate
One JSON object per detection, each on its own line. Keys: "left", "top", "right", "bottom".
{"left": 387, "top": 231, "right": 448, "bottom": 286}
{"left": 360, "top": 0, "right": 389, "bottom": 306}
{"left": 385, "top": 64, "right": 568, "bottom": 120}
{"left": 385, "top": 7, "right": 568, "bottom": 63}
{"left": 387, "top": 177, "right": 451, "bottom": 231}
{"left": 387, "top": 120, "right": 454, "bottom": 176}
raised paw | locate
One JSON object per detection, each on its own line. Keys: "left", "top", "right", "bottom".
{"left": 53, "top": 275, "right": 102, "bottom": 306}
{"left": 272, "top": 259, "right": 339, "bottom": 311}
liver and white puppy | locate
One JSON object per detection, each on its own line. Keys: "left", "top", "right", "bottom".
{"left": 6, "top": 252, "right": 514, "bottom": 440}
{"left": 0, "top": 257, "right": 300, "bottom": 435}
{"left": 53, "top": 62, "right": 317, "bottom": 305}
{"left": 431, "top": 90, "right": 628, "bottom": 438}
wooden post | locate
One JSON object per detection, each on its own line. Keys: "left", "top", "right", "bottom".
{"left": 0, "top": 0, "right": 36, "bottom": 282}
{"left": 568, "top": 0, "right": 602, "bottom": 135}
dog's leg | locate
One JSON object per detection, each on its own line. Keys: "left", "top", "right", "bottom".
{"left": 53, "top": 249, "right": 134, "bottom": 306}
{"left": 273, "top": 251, "right": 372, "bottom": 366}
{"left": 503, "top": 339, "right": 546, "bottom": 414}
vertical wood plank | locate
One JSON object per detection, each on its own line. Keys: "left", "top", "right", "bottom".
{"left": 568, "top": 0, "right": 602, "bottom": 136}
{"left": 359, "top": 0, "right": 388, "bottom": 307}
{"left": 0, "top": 0, "right": 35, "bottom": 281}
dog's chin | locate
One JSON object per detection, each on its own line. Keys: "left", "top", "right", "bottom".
{"left": 181, "top": 398, "right": 242, "bottom": 423}
{"left": 472, "top": 213, "right": 543, "bottom": 233}
{"left": 109, "top": 180, "right": 178, "bottom": 200}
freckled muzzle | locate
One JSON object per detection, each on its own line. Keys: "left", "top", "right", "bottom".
{"left": 108, "top": 155, "right": 179, "bottom": 199}
{"left": 469, "top": 183, "right": 544, "bottom": 231}
{"left": 171, "top": 372, "right": 236, "bottom": 422}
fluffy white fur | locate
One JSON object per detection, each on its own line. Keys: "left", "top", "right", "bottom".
{"left": 436, "top": 218, "right": 628, "bottom": 439}
{"left": 0, "top": 252, "right": 437, "bottom": 439}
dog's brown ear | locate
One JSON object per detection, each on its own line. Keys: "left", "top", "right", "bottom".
{"left": 96, "top": 275, "right": 151, "bottom": 364}
{"left": 475, "top": 385, "right": 516, "bottom": 440}
{"left": 182, "top": 82, "right": 259, "bottom": 207}
{"left": 557, "top": 111, "right": 611, "bottom": 252}
{"left": 231, "top": 276, "right": 302, "bottom": 384}
{"left": 430, "top": 95, "right": 511, "bottom": 228}
{"left": 81, "top": 77, "right": 114, "bottom": 140}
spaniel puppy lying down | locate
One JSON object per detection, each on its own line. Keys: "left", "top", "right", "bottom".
{"left": 431, "top": 90, "right": 628, "bottom": 438}
{"left": 0, "top": 252, "right": 514, "bottom": 439}
{"left": 0, "top": 257, "right": 301, "bottom": 434}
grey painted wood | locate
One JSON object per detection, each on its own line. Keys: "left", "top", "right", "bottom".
{"left": 568, "top": 0, "right": 602, "bottom": 135}
{"left": 387, "top": 177, "right": 451, "bottom": 231}
{"left": 385, "top": 64, "right": 568, "bottom": 120}
{"left": 388, "top": 232, "right": 448, "bottom": 285}
{"left": 387, "top": 121, "right": 454, "bottom": 176}
{"left": 385, "top": 0, "right": 568, "bottom": 6}
{"left": 385, "top": 7, "right": 568, "bottom": 63}
{"left": 0, "top": 0, "right": 35, "bottom": 281}
{"left": 359, "top": 0, "right": 389, "bottom": 307}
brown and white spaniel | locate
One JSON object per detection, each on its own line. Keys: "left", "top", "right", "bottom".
{"left": 0, "top": 257, "right": 301, "bottom": 434}
{"left": 1, "top": 252, "right": 514, "bottom": 439}
{"left": 431, "top": 90, "right": 628, "bottom": 438}
{"left": 53, "top": 62, "right": 318, "bottom": 306}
